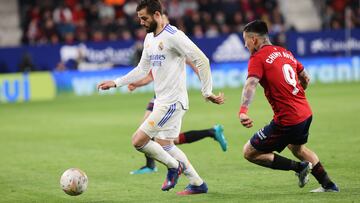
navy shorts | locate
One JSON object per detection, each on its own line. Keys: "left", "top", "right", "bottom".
{"left": 146, "top": 96, "right": 155, "bottom": 111}
{"left": 250, "top": 116, "right": 312, "bottom": 153}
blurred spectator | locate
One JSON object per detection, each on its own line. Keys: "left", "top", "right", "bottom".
{"left": 221, "top": 0, "right": 239, "bottom": 16}
{"left": 220, "top": 24, "right": 231, "bottom": 35}
{"left": 321, "top": 0, "right": 360, "bottom": 30}
{"left": 167, "top": 0, "right": 185, "bottom": 20}
{"left": 205, "top": 24, "right": 220, "bottom": 38}
{"left": 98, "top": 1, "right": 115, "bottom": 20}
{"left": 26, "top": 19, "right": 42, "bottom": 44}
{"left": 134, "top": 28, "right": 146, "bottom": 41}
{"left": 64, "top": 32, "right": 76, "bottom": 44}
{"left": 28, "top": 5, "right": 41, "bottom": 21}
{"left": 72, "top": 3, "right": 86, "bottom": 24}
{"left": 353, "top": 7, "right": 360, "bottom": 27}
{"left": 214, "top": 11, "right": 226, "bottom": 26}
{"left": 123, "top": 0, "right": 137, "bottom": 16}
{"left": 182, "top": 0, "right": 198, "bottom": 16}
{"left": 91, "top": 30, "right": 105, "bottom": 42}
{"left": 108, "top": 31, "right": 118, "bottom": 41}
{"left": 270, "top": 6, "right": 285, "bottom": 34}
{"left": 41, "top": 19, "right": 59, "bottom": 44}
{"left": 18, "top": 52, "right": 36, "bottom": 72}
{"left": 272, "top": 32, "right": 287, "bottom": 48}
{"left": 193, "top": 25, "right": 204, "bottom": 38}
{"left": 245, "top": 10, "right": 256, "bottom": 22}
{"left": 53, "top": 4, "right": 72, "bottom": 24}
{"left": 233, "top": 11, "right": 245, "bottom": 33}
{"left": 50, "top": 34, "right": 60, "bottom": 44}
{"left": 120, "top": 30, "right": 133, "bottom": 41}
{"left": 19, "top": 0, "right": 293, "bottom": 45}
{"left": 75, "top": 19, "right": 89, "bottom": 42}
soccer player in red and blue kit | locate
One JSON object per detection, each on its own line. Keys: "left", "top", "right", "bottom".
{"left": 239, "top": 20, "right": 339, "bottom": 192}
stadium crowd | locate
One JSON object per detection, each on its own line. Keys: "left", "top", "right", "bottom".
{"left": 17, "top": 0, "right": 360, "bottom": 46}
{"left": 320, "top": 0, "right": 360, "bottom": 29}
{"left": 20, "top": 0, "right": 284, "bottom": 45}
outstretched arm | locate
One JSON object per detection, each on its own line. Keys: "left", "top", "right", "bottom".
{"left": 97, "top": 37, "right": 151, "bottom": 91}
{"left": 298, "top": 69, "right": 310, "bottom": 90}
{"left": 128, "top": 73, "right": 154, "bottom": 91}
{"left": 97, "top": 67, "right": 149, "bottom": 90}
{"left": 173, "top": 31, "right": 224, "bottom": 104}
{"left": 239, "top": 76, "right": 260, "bottom": 128}
{"left": 186, "top": 59, "right": 224, "bottom": 103}
{"left": 186, "top": 60, "right": 199, "bottom": 76}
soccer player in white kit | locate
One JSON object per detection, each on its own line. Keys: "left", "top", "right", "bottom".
{"left": 97, "top": 0, "right": 224, "bottom": 195}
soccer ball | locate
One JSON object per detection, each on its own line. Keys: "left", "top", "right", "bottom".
{"left": 60, "top": 168, "right": 88, "bottom": 196}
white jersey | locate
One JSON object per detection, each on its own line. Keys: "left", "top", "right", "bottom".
{"left": 114, "top": 24, "right": 213, "bottom": 109}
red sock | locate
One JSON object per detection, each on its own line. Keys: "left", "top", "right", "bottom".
{"left": 178, "top": 133, "right": 186, "bottom": 144}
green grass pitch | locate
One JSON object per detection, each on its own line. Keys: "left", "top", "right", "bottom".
{"left": 1, "top": 82, "right": 359, "bottom": 202}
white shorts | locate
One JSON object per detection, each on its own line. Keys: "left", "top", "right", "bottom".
{"left": 140, "top": 102, "right": 186, "bottom": 140}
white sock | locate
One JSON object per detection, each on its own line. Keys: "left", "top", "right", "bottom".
{"left": 137, "top": 140, "right": 178, "bottom": 169}
{"left": 164, "top": 145, "right": 204, "bottom": 186}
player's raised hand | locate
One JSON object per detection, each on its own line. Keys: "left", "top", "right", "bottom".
{"left": 206, "top": 92, "right": 225, "bottom": 104}
{"left": 239, "top": 113, "right": 253, "bottom": 128}
{"left": 97, "top": 81, "right": 116, "bottom": 90}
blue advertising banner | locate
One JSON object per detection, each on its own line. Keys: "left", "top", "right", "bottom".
{"left": 1, "top": 56, "right": 358, "bottom": 101}
{"left": 2, "top": 29, "right": 360, "bottom": 73}
{"left": 287, "top": 29, "right": 360, "bottom": 57}
{"left": 0, "top": 40, "right": 136, "bottom": 73}
{"left": 0, "top": 33, "right": 250, "bottom": 73}
{"left": 0, "top": 44, "right": 61, "bottom": 73}
{"left": 0, "top": 72, "right": 56, "bottom": 103}
{"left": 52, "top": 56, "right": 360, "bottom": 97}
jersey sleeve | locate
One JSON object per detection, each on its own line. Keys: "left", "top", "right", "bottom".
{"left": 247, "top": 55, "right": 263, "bottom": 79}
{"left": 171, "top": 30, "right": 213, "bottom": 97}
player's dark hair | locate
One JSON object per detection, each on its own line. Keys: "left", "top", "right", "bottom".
{"left": 243, "top": 20, "right": 268, "bottom": 35}
{"left": 163, "top": 9, "right": 168, "bottom": 16}
{"left": 136, "top": 0, "right": 163, "bottom": 15}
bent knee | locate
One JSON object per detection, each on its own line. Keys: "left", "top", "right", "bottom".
{"left": 131, "top": 136, "right": 140, "bottom": 148}
{"left": 288, "top": 145, "right": 305, "bottom": 156}
{"left": 243, "top": 142, "right": 255, "bottom": 161}
{"left": 131, "top": 132, "right": 145, "bottom": 148}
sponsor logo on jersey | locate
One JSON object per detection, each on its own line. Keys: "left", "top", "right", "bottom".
{"left": 150, "top": 54, "right": 166, "bottom": 60}
{"left": 150, "top": 54, "right": 166, "bottom": 67}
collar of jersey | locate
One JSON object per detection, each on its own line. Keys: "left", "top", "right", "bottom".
{"left": 154, "top": 24, "right": 170, "bottom": 38}
{"left": 252, "top": 44, "right": 272, "bottom": 56}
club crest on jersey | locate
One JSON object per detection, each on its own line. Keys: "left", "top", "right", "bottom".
{"left": 158, "top": 42, "right": 164, "bottom": 50}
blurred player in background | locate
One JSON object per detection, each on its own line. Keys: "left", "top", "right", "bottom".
{"left": 238, "top": 20, "right": 339, "bottom": 192}
{"left": 127, "top": 70, "right": 227, "bottom": 175}
{"left": 98, "top": 0, "right": 224, "bottom": 195}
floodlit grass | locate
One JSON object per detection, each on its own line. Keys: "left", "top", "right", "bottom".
{"left": 0, "top": 82, "right": 359, "bottom": 202}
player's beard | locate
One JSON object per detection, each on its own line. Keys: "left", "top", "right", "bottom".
{"left": 145, "top": 20, "right": 157, "bottom": 33}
